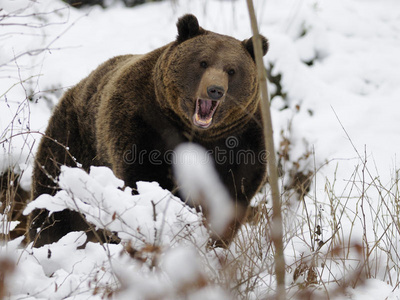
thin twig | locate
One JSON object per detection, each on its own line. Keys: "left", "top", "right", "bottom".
{"left": 246, "top": 1, "right": 286, "bottom": 299}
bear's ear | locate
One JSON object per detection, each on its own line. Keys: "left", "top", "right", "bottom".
{"left": 176, "top": 14, "right": 205, "bottom": 43}
{"left": 242, "top": 35, "right": 269, "bottom": 61}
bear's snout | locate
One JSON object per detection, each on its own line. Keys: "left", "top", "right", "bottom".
{"left": 197, "top": 68, "right": 228, "bottom": 100}
{"left": 207, "top": 85, "right": 225, "bottom": 100}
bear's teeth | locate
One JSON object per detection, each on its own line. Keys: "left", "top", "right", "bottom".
{"left": 193, "top": 113, "right": 212, "bottom": 128}
{"left": 194, "top": 113, "right": 212, "bottom": 124}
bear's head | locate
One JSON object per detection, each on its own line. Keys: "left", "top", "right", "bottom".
{"left": 154, "top": 14, "right": 268, "bottom": 137}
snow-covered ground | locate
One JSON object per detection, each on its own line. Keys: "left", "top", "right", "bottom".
{"left": 1, "top": 0, "right": 400, "bottom": 298}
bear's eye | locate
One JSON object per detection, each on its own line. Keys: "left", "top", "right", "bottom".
{"left": 200, "top": 61, "right": 208, "bottom": 69}
{"left": 228, "top": 69, "right": 235, "bottom": 76}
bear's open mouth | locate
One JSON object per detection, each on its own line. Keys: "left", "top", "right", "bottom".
{"left": 192, "top": 98, "right": 220, "bottom": 128}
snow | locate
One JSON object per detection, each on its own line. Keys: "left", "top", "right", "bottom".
{"left": 163, "top": 247, "right": 205, "bottom": 290}
{"left": 1, "top": 0, "right": 400, "bottom": 299}
{"left": 25, "top": 166, "right": 209, "bottom": 247}
{"left": 174, "top": 143, "right": 234, "bottom": 235}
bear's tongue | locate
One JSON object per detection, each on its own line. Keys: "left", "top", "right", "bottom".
{"left": 199, "top": 99, "right": 213, "bottom": 116}
{"left": 193, "top": 98, "right": 219, "bottom": 128}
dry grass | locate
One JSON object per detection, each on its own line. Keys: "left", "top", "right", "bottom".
{"left": 202, "top": 160, "right": 400, "bottom": 299}
{"left": 0, "top": 170, "right": 30, "bottom": 243}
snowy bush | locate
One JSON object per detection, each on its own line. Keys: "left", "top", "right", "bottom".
{"left": 2, "top": 165, "right": 231, "bottom": 299}
{"left": 24, "top": 166, "right": 210, "bottom": 248}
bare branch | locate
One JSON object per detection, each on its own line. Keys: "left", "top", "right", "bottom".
{"left": 246, "top": 1, "right": 286, "bottom": 299}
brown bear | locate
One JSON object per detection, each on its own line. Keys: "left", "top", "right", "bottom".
{"left": 28, "top": 14, "right": 269, "bottom": 247}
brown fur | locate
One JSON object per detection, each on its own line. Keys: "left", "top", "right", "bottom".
{"left": 28, "top": 14, "right": 269, "bottom": 247}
